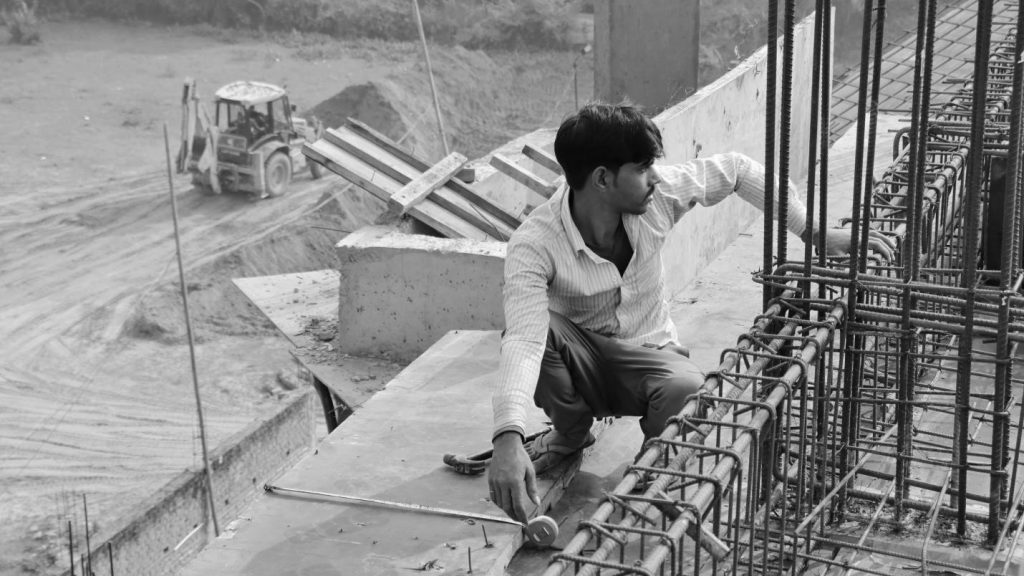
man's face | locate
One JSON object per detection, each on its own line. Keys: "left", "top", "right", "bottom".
{"left": 609, "top": 161, "right": 661, "bottom": 215}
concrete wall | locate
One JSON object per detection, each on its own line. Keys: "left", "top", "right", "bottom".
{"left": 63, "top": 391, "right": 315, "bottom": 576}
{"left": 336, "top": 226, "right": 506, "bottom": 361}
{"left": 655, "top": 13, "right": 819, "bottom": 294}
{"left": 335, "top": 13, "right": 823, "bottom": 361}
{"left": 594, "top": 0, "right": 700, "bottom": 112}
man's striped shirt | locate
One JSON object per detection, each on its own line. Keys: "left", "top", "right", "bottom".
{"left": 493, "top": 152, "right": 808, "bottom": 438}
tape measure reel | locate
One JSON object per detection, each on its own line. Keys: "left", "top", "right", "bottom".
{"left": 525, "top": 515, "right": 559, "bottom": 547}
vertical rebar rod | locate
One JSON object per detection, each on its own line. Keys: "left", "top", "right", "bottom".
{"left": 1006, "top": 6, "right": 1024, "bottom": 507}
{"left": 764, "top": 0, "right": 779, "bottom": 311}
{"left": 991, "top": 3, "right": 1024, "bottom": 542}
{"left": 163, "top": 124, "right": 220, "bottom": 537}
{"left": 955, "top": 0, "right": 993, "bottom": 536}
{"left": 898, "top": 0, "right": 934, "bottom": 522}
{"left": 777, "top": 0, "right": 796, "bottom": 263}
{"left": 818, "top": 0, "right": 833, "bottom": 295}
{"left": 857, "top": 0, "right": 886, "bottom": 274}
{"left": 838, "top": 0, "right": 877, "bottom": 511}
{"left": 82, "top": 494, "right": 92, "bottom": 575}
{"left": 67, "top": 520, "right": 75, "bottom": 576}
{"left": 412, "top": 0, "right": 450, "bottom": 156}
{"left": 799, "top": 0, "right": 827, "bottom": 522}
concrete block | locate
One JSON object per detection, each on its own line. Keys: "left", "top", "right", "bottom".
{"left": 336, "top": 226, "right": 506, "bottom": 361}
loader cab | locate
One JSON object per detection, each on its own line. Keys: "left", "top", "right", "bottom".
{"left": 213, "top": 81, "right": 293, "bottom": 149}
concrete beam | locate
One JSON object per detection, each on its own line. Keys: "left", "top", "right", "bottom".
{"left": 336, "top": 226, "right": 506, "bottom": 361}
{"left": 594, "top": 0, "right": 700, "bottom": 112}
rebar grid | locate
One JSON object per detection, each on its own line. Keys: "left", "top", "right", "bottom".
{"left": 541, "top": 1, "right": 1024, "bottom": 574}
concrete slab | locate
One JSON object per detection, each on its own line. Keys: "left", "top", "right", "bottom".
{"left": 180, "top": 330, "right": 599, "bottom": 576}
{"left": 233, "top": 270, "right": 398, "bottom": 411}
{"left": 233, "top": 270, "right": 339, "bottom": 347}
{"left": 335, "top": 226, "right": 507, "bottom": 361}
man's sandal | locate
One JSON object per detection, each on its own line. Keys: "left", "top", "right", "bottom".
{"left": 525, "top": 429, "right": 596, "bottom": 475}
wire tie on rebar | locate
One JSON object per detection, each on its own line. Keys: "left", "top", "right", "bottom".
{"left": 576, "top": 519, "right": 625, "bottom": 546}
{"left": 602, "top": 491, "right": 657, "bottom": 526}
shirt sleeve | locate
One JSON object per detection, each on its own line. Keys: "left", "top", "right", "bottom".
{"left": 653, "top": 152, "right": 808, "bottom": 237}
{"left": 492, "top": 234, "right": 552, "bottom": 439}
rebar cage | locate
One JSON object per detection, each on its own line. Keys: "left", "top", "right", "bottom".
{"left": 541, "top": 0, "right": 1024, "bottom": 574}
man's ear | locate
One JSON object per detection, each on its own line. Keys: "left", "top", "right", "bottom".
{"left": 591, "top": 166, "right": 610, "bottom": 190}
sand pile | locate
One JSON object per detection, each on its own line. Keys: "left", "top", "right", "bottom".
{"left": 305, "top": 45, "right": 586, "bottom": 163}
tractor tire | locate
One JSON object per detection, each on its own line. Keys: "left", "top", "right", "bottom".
{"left": 309, "top": 160, "right": 323, "bottom": 180}
{"left": 264, "top": 152, "right": 292, "bottom": 198}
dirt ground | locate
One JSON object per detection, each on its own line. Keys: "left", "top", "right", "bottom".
{"left": 0, "top": 20, "right": 595, "bottom": 575}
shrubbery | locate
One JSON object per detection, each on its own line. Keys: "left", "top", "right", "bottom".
{"left": 3, "top": 0, "right": 42, "bottom": 44}
{"left": 30, "top": 0, "right": 579, "bottom": 50}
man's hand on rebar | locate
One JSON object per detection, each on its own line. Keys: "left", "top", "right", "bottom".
{"left": 817, "top": 227, "right": 896, "bottom": 262}
{"left": 489, "top": 431, "right": 540, "bottom": 523}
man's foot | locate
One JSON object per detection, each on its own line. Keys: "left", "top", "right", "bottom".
{"left": 525, "top": 429, "right": 596, "bottom": 475}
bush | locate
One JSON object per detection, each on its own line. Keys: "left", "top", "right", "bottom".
{"left": 3, "top": 0, "right": 41, "bottom": 44}
{"left": 30, "top": 0, "right": 579, "bottom": 50}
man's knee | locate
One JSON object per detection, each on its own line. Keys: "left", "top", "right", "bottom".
{"left": 652, "top": 366, "right": 704, "bottom": 408}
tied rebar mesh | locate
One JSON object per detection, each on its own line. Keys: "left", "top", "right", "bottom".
{"left": 542, "top": 2, "right": 1024, "bottom": 574}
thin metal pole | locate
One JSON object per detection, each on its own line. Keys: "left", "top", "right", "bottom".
{"left": 67, "top": 520, "right": 75, "bottom": 576}
{"left": 900, "top": 0, "right": 930, "bottom": 524}
{"left": 956, "top": 0, "right": 993, "bottom": 536}
{"left": 777, "top": 0, "right": 796, "bottom": 263}
{"left": 1003, "top": 4, "right": 1024, "bottom": 513}
{"left": 837, "top": 0, "right": 876, "bottom": 518}
{"left": 764, "top": 0, "right": 779, "bottom": 311}
{"left": 411, "top": 0, "right": 450, "bottom": 156}
{"left": 107, "top": 542, "right": 114, "bottom": 576}
{"left": 163, "top": 124, "right": 220, "bottom": 536}
{"left": 990, "top": 3, "right": 1024, "bottom": 543}
{"left": 82, "top": 494, "right": 92, "bottom": 575}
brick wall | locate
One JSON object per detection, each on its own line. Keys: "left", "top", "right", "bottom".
{"left": 63, "top": 390, "right": 314, "bottom": 576}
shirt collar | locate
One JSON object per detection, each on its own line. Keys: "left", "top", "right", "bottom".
{"left": 558, "top": 185, "right": 591, "bottom": 255}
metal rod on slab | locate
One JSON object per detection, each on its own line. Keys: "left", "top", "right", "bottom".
{"left": 264, "top": 483, "right": 557, "bottom": 546}
{"left": 163, "top": 123, "right": 220, "bottom": 536}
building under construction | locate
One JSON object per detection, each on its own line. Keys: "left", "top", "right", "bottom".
{"left": 62, "top": 0, "right": 1024, "bottom": 574}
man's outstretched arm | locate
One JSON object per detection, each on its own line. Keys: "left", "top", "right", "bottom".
{"left": 489, "top": 237, "right": 551, "bottom": 522}
{"left": 654, "top": 152, "right": 895, "bottom": 261}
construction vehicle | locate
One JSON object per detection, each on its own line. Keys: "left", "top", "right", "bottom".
{"left": 177, "top": 79, "right": 323, "bottom": 198}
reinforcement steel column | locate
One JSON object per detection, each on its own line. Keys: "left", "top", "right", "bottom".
{"left": 956, "top": 0, "right": 993, "bottom": 536}
{"left": 839, "top": 0, "right": 877, "bottom": 510}
{"left": 777, "top": 0, "right": 796, "bottom": 263}
{"left": 765, "top": 0, "right": 779, "bottom": 311}
{"left": 992, "top": 3, "right": 1024, "bottom": 543}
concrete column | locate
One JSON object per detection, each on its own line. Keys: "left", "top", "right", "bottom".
{"left": 594, "top": 0, "right": 700, "bottom": 112}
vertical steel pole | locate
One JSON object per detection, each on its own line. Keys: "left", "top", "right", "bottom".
{"left": 412, "top": 0, "right": 450, "bottom": 156}
{"left": 764, "top": 0, "right": 779, "bottom": 311}
{"left": 777, "top": 0, "right": 796, "bottom": 263}
{"left": 82, "top": 494, "right": 92, "bottom": 575}
{"left": 838, "top": 0, "right": 877, "bottom": 513}
{"left": 956, "top": 0, "right": 993, "bottom": 536}
{"left": 991, "top": 2, "right": 1024, "bottom": 543}
{"left": 163, "top": 124, "right": 220, "bottom": 537}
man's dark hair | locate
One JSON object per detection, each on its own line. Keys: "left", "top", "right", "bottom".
{"left": 554, "top": 102, "right": 664, "bottom": 191}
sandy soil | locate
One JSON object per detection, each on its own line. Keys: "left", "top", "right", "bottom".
{"left": 0, "top": 18, "right": 596, "bottom": 574}
{"left": 0, "top": 20, "right": 391, "bottom": 575}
